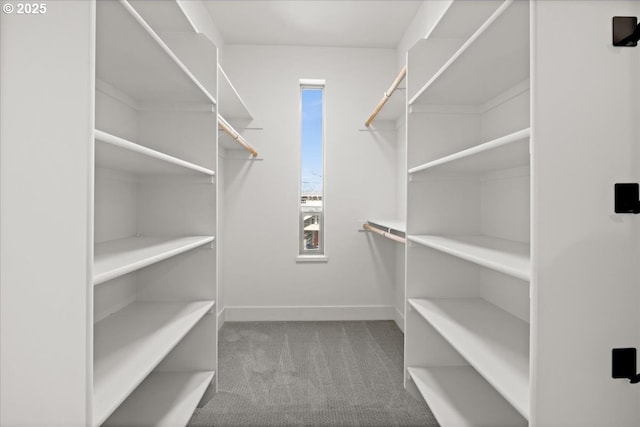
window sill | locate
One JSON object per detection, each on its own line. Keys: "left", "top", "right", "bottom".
{"left": 296, "top": 255, "right": 329, "bottom": 263}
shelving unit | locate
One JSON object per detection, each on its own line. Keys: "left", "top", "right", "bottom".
{"left": 96, "top": 0, "right": 215, "bottom": 106}
{"left": 409, "top": 0, "right": 528, "bottom": 107}
{"left": 405, "top": 0, "right": 532, "bottom": 424}
{"left": 92, "top": 1, "right": 219, "bottom": 425}
{"left": 93, "top": 301, "right": 214, "bottom": 426}
{"left": 408, "top": 298, "right": 529, "bottom": 418}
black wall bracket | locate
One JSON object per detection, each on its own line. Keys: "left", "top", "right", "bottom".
{"left": 612, "top": 348, "right": 640, "bottom": 383}
{"left": 613, "top": 16, "right": 640, "bottom": 46}
{"left": 615, "top": 183, "right": 640, "bottom": 214}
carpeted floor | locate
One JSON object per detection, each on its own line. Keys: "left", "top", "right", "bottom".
{"left": 189, "top": 321, "right": 438, "bottom": 427}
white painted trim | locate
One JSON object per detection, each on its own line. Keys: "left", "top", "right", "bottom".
{"left": 299, "top": 78, "right": 326, "bottom": 86}
{"left": 217, "top": 308, "right": 225, "bottom": 331}
{"left": 295, "top": 255, "right": 329, "bottom": 263}
{"left": 223, "top": 305, "right": 395, "bottom": 322}
{"left": 394, "top": 306, "right": 405, "bottom": 333}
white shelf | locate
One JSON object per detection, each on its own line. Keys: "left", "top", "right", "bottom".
{"left": 408, "top": 235, "right": 529, "bottom": 281}
{"left": 408, "top": 298, "right": 529, "bottom": 419}
{"left": 93, "top": 301, "right": 215, "bottom": 426}
{"left": 95, "top": 130, "right": 215, "bottom": 177}
{"left": 408, "top": 128, "right": 530, "bottom": 175}
{"left": 408, "top": 366, "right": 526, "bottom": 427}
{"left": 104, "top": 371, "right": 214, "bottom": 427}
{"left": 425, "top": 0, "right": 504, "bottom": 40}
{"left": 218, "top": 65, "right": 252, "bottom": 120}
{"left": 367, "top": 219, "right": 406, "bottom": 234}
{"left": 94, "top": 236, "right": 214, "bottom": 285}
{"left": 410, "top": 0, "right": 529, "bottom": 106}
{"left": 96, "top": 0, "right": 215, "bottom": 106}
{"left": 129, "top": 0, "right": 196, "bottom": 33}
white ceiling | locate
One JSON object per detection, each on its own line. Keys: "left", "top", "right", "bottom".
{"left": 203, "top": 1, "right": 422, "bottom": 49}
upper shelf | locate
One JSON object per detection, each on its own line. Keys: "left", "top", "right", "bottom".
{"left": 94, "top": 236, "right": 214, "bottom": 285}
{"left": 96, "top": 0, "right": 216, "bottom": 106}
{"left": 408, "top": 235, "right": 530, "bottom": 281}
{"left": 409, "top": 128, "right": 530, "bottom": 175}
{"left": 218, "top": 65, "right": 252, "bottom": 121}
{"left": 408, "top": 298, "right": 530, "bottom": 420}
{"left": 409, "top": 0, "right": 529, "bottom": 106}
{"left": 93, "top": 300, "right": 214, "bottom": 426}
{"left": 128, "top": 0, "right": 196, "bottom": 33}
{"left": 425, "top": 0, "right": 505, "bottom": 40}
{"left": 95, "top": 130, "right": 214, "bottom": 177}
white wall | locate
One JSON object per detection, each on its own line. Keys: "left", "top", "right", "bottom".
{"left": 220, "top": 45, "right": 400, "bottom": 321}
{"left": 532, "top": 1, "right": 640, "bottom": 425}
{"left": 0, "top": 1, "right": 94, "bottom": 425}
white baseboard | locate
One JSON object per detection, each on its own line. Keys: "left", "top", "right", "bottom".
{"left": 393, "top": 306, "right": 405, "bottom": 333}
{"left": 217, "top": 308, "right": 225, "bottom": 331}
{"left": 223, "top": 305, "right": 395, "bottom": 322}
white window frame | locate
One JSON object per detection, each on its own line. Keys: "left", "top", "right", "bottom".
{"left": 296, "top": 79, "right": 328, "bottom": 262}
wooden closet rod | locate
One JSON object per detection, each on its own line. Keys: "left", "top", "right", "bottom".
{"left": 218, "top": 115, "right": 258, "bottom": 157}
{"left": 363, "top": 223, "right": 406, "bottom": 244}
{"left": 365, "top": 65, "right": 407, "bottom": 127}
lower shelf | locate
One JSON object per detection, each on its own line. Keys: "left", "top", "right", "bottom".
{"left": 93, "top": 301, "right": 215, "bottom": 426}
{"left": 408, "top": 298, "right": 529, "bottom": 419}
{"left": 103, "top": 371, "right": 215, "bottom": 427}
{"left": 408, "top": 366, "right": 526, "bottom": 427}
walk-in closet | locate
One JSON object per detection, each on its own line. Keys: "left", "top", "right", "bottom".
{"left": 2, "top": 1, "right": 640, "bottom": 426}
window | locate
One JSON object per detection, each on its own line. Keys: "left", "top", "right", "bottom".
{"left": 299, "top": 81, "right": 325, "bottom": 257}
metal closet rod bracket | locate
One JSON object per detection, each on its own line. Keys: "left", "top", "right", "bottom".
{"left": 614, "top": 183, "right": 640, "bottom": 214}
{"left": 613, "top": 16, "right": 640, "bottom": 46}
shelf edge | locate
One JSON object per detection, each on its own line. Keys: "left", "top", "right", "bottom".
{"left": 94, "top": 236, "right": 215, "bottom": 285}
{"left": 95, "top": 129, "right": 215, "bottom": 176}
{"left": 119, "top": 0, "right": 217, "bottom": 106}
{"left": 409, "top": 0, "right": 514, "bottom": 106}
{"left": 408, "top": 128, "right": 530, "bottom": 174}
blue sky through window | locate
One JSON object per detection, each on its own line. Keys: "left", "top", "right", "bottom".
{"left": 301, "top": 87, "right": 323, "bottom": 195}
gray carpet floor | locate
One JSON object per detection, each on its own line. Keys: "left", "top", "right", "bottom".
{"left": 189, "top": 321, "right": 438, "bottom": 427}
